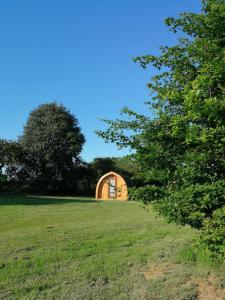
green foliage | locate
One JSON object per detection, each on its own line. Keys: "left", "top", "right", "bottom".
{"left": 0, "top": 174, "right": 7, "bottom": 193}
{"left": 129, "top": 186, "right": 166, "bottom": 203}
{"left": 0, "top": 139, "right": 23, "bottom": 171}
{"left": 1, "top": 103, "right": 85, "bottom": 194}
{"left": 0, "top": 139, "right": 25, "bottom": 192}
{"left": 0, "top": 175, "right": 6, "bottom": 183}
{"left": 202, "top": 206, "right": 225, "bottom": 258}
{"left": 20, "top": 103, "right": 85, "bottom": 191}
{"left": 114, "top": 155, "right": 140, "bottom": 175}
{"left": 97, "top": 0, "right": 225, "bottom": 255}
{"left": 155, "top": 181, "right": 225, "bottom": 229}
{"left": 89, "top": 157, "right": 117, "bottom": 179}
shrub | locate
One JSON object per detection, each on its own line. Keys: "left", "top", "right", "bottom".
{"left": 155, "top": 181, "right": 225, "bottom": 229}
{"left": 202, "top": 206, "right": 225, "bottom": 258}
{"left": 129, "top": 185, "right": 166, "bottom": 203}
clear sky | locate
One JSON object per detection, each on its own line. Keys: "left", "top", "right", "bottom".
{"left": 0, "top": 0, "right": 201, "bottom": 162}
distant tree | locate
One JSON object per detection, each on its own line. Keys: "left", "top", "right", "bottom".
{"left": 0, "top": 139, "right": 23, "bottom": 175}
{"left": 0, "top": 139, "right": 7, "bottom": 172}
{"left": 0, "top": 139, "right": 25, "bottom": 192}
{"left": 0, "top": 140, "right": 8, "bottom": 191}
{"left": 19, "top": 103, "right": 85, "bottom": 193}
{"left": 114, "top": 155, "right": 139, "bottom": 175}
{"left": 89, "top": 157, "right": 116, "bottom": 179}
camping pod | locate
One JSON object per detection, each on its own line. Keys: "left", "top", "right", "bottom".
{"left": 95, "top": 171, "right": 128, "bottom": 200}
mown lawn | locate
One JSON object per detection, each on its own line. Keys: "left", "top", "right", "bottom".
{"left": 0, "top": 196, "right": 224, "bottom": 300}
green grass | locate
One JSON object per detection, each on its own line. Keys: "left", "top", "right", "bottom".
{"left": 0, "top": 196, "right": 224, "bottom": 300}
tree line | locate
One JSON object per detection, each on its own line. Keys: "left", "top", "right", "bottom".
{"left": 0, "top": 103, "right": 137, "bottom": 195}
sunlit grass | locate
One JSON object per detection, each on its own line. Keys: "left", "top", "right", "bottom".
{"left": 0, "top": 196, "right": 224, "bottom": 299}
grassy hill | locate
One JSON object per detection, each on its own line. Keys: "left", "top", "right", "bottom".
{"left": 0, "top": 196, "right": 224, "bottom": 299}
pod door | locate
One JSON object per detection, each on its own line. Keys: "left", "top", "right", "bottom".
{"left": 108, "top": 176, "right": 117, "bottom": 199}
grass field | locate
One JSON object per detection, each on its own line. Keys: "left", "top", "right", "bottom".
{"left": 0, "top": 196, "right": 225, "bottom": 300}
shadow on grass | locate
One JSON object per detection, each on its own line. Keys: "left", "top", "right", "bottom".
{"left": 0, "top": 196, "right": 98, "bottom": 206}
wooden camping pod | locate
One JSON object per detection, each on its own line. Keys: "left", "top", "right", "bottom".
{"left": 95, "top": 171, "right": 128, "bottom": 200}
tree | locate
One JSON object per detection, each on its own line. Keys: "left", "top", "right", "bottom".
{"left": 19, "top": 103, "right": 85, "bottom": 193}
{"left": 97, "top": 0, "right": 225, "bottom": 255}
{"left": 0, "top": 139, "right": 25, "bottom": 192}
{"left": 0, "top": 140, "right": 9, "bottom": 191}
{"left": 89, "top": 157, "right": 116, "bottom": 179}
{"left": 0, "top": 139, "right": 8, "bottom": 173}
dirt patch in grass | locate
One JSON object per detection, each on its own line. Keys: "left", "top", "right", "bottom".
{"left": 143, "top": 262, "right": 172, "bottom": 280}
{"left": 143, "top": 262, "right": 225, "bottom": 300}
{"left": 192, "top": 276, "right": 225, "bottom": 300}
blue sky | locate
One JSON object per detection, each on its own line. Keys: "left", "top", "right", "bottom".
{"left": 0, "top": 0, "right": 201, "bottom": 162}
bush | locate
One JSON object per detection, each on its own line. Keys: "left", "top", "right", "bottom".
{"left": 155, "top": 181, "right": 225, "bottom": 229}
{"left": 129, "top": 185, "right": 166, "bottom": 203}
{"left": 0, "top": 174, "right": 8, "bottom": 193}
{"left": 202, "top": 206, "right": 225, "bottom": 258}
{"left": 0, "top": 174, "right": 7, "bottom": 184}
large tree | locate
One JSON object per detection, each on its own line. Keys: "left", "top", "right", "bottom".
{"left": 97, "top": 0, "right": 225, "bottom": 254}
{"left": 19, "top": 103, "right": 85, "bottom": 193}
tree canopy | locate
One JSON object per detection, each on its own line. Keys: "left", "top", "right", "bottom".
{"left": 97, "top": 0, "right": 225, "bottom": 256}
{"left": 0, "top": 103, "right": 85, "bottom": 194}
{"left": 20, "top": 103, "right": 85, "bottom": 193}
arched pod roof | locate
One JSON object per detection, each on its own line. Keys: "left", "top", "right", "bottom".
{"left": 95, "top": 171, "right": 127, "bottom": 200}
